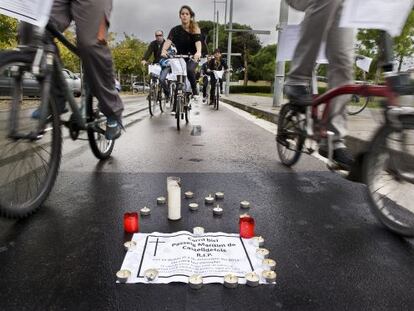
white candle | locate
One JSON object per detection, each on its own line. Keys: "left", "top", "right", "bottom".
{"left": 193, "top": 226, "right": 205, "bottom": 235}
{"left": 240, "top": 201, "right": 250, "bottom": 209}
{"left": 184, "top": 191, "right": 194, "bottom": 199}
{"left": 157, "top": 196, "right": 166, "bottom": 205}
{"left": 123, "top": 241, "right": 137, "bottom": 251}
{"left": 256, "top": 248, "right": 270, "bottom": 259}
{"left": 189, "top": 203, "right": 199, "bottom": 211}
{"left": 251, "top": 236, "right": 264, "bottom": 247}
{"left": 215, "top": 192, "right": 224, "bottom": 200}
{"left": 213, "top": 205, "right": 223, "bottom": 216}
{"left": 140, "top": 206, "right": 151, "bottom": 216}
{"left": 116, "top": 269, "right": 131, "bottom": 283}
{"left": 167, "top": 177, "right": 181, "bottom": 220}
{"left": 189, "top": 274, "right": 203, "bottom": 289}
{"left": 245, "top": 272, "right": 260, "bottom": 287}
{"left": 144, "top": 269, "right": 159, "bottom": 281}
{"left": 205, "top": 194, "right": 214, "bottom": 204}
{"left": 262, "top": 270, "right": 277, "bottom": 283}
{"left": 223, "top": 274, "right": 238, "bottom": 288}
{"left": 262, "top": 259, "right": 276, "bottom": 271}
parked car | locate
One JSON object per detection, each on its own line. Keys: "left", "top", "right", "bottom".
{"left": 0, "top": 68, "right": 82, "bottom": 97}
{"left": 132, "top": 82, "right": 150, "bottom": 93}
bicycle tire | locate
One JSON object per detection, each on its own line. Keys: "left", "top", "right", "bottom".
{"left": 158, "top": 85, "right": 166, "bottom": 113}
{"left": 347, "top": 95, "right": 370, "bottom": 115}
{"left": 276, "top": 103, "right": 305, "bottom": 167}
{"left": 148, "top": 84, "right": 157, "bottom": 116}
{"left": 176, "top": 96, "right": 181, "bottom": 131}
{"left": 363, "top": 114, "right": 414, "bottom": 236}
{"left": 185, "top": 98, "right": 190, "bottom": 124}
{"left": 214, "top": 85, "right": 220, "bottom": 110}
{"left": 0, "top": 50, "right": 62, "bottom": 218}
{"left": 87, "top": 96, "right": 115, "bottom": 160}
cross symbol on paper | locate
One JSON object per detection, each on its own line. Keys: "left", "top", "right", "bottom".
{"left": 149, "top": 238, "right": 166, "bottom": 257}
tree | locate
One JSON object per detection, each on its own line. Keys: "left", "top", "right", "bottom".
{"left": 57, "top": 28, "right": 81, "bottom": 73}
{"left": 0, "top": 15, "right": 18, "bottom": 49}
{"left": 111, "top": 33, "right": 147, "bottom": 74}
{"left": 249, "top": 44, "right": 276, "bottom": 82}
{"left": 394, "top": 11, "right": 414, "bottom": 71}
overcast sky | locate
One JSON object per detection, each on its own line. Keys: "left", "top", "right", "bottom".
{"left": 110, "top": 0, "right": 303, "bottom": 46}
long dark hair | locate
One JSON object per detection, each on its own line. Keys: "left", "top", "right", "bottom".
{"left": 179, "top": 5, "right": 199, "bottom": 34}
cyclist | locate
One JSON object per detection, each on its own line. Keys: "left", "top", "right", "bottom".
{"left": 200, "top": 55, "right": 211, "bottom": 103}
{"left": 283, "top": 0, "right": 354, "bottom": 170}
{"left": 159, "top": 45, "right": 178, "bottom": 103}
{"left": 161, "top": 5, "right": 202, "bottom": 97}
{"left": 206, "top": 48, "right": 228, "bottom": 104}
{"left": 141, "top": 30, "right": 165, "bottom": 66}
{"left": 28, "top": 0, "right": 124, "bottom": 140}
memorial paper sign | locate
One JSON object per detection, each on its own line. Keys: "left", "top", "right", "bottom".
{"left": 340, "top": 0, "right": 414, "bottom": 37}
{"left": 356, "top": 56, "right": 373, "bottom": 73}
{"left": 277, "top": 25, "right": 328, "bottom": 64}
{"left": 119, "top": 231, "right": 271, "bottom": 284}
{"left": 0, "top": 0, "right": 54, "bottom": 28}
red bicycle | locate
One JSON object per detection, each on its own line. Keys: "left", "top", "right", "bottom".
{"left": 276, "top": 31, "right": 414, "bottom": 236}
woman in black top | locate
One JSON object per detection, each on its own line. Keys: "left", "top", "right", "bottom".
{"left": 161, "top": 5, "right": 202, "bottom": 95}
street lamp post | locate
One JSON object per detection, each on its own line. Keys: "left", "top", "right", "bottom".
{"left": 225, "top": 0, "right": 233, "bottom": 96}
{"left": 273, "top": 0, "right": 289, "bottom": 107}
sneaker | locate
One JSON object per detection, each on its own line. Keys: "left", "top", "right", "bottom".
{"left": 31, "top": 105, "right": 68, "bottom": 119}
{"left": 105, "top": 118, "right": 122, "bottom": 140}
{"left": 202, "top": 97, "right": 207, "bottom": 103}
{"left": 319, "top": 147, "right": 354, "bottom": 171}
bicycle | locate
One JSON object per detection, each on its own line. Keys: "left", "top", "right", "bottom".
{"left": 276, "top": 31, "right": 414, "bottom": 237}
{"left": 347, "top": 93, "right": 372, "bottom": 115}
{"left": 147, "top": 63, "right": 166, "bottom": 116}
{"left": 168, "top": 55, "right": 193, "bottom": 131}
{"left": 0, "top": 22, "right": 117, "bottom": 218}
{"left": 211, "top": 70, "right": 224, "bottom": 110}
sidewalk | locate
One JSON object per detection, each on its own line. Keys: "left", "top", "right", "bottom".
{"left": 221, "top": 94, "right": 383, "bottom": 154}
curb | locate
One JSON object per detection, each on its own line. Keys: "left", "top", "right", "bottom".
{"left": 221, "top": 97, "right": 370, "bottom": 154}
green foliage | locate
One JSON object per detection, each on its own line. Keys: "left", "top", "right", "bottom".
{"left": 111, "top": 33, "right": 148, "bottom": 74}
{"left": 0, "top": 15, "right": 18, "bottom": 49}
{"left": 394, "top": 11, "right": 414, "bottom": 71}
{"left": 57, "top": 29, "right": 80, "bottom": 73}
{"left": 249, "top": 44, "right": 276, "bottom": 81}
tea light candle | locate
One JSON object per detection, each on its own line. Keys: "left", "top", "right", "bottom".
{"left": 116, "top": 269, "right": 131, "bottom": 283}
{"left": 167, "top": 176, "right": 181, "bottom": 220}
{"left": 123, "top": 240, "right": 137, "bottom": 251}
{"left": 262, "top": 259, "right": 276, "bottom": 271}
{"left": 245, "top": 272, "right": 260, "bottom": 287}
{"left": 213, "top": 205, "right": 223, "bottom": 216}
{"left": 184, "top": 191, "right": 194, "bottom": 199}
{"left": 144, "top": 269, "right": 159, "bottom": 281}
{"left": 215, "top": 192, "right": 224, "bottom": 200}
{"left": 140, "top": 206, "right": 151, "bottom": 216}
{"left": 157, "top": 196, "right": 166, "bottom": 205}
{"left": 223, "top": 274, "right": 238, "bottom": 288}
{"left": 240, "top": 200, "right": 250, "bottom": 209}
{"left": 205, "top": 194, "right": 215, "bottom": 204}
{"left": 262, "top": 270, "right": 277, "bottom": 283}
{"left": 123, "top": 212, "right": 139, "bottom": 233}
{"left": 189, "top": 274, "right": 203, "bottom": 289}
{"left": 256, "top": 248, "right": 270, "bottom": 259}
{"left": 189, "top": 203, "right": 199, "bottom": 211}
{"left": 251, "top": 236, "right": 264, "bottom": 247}
{"left": 193, "top": 226, "right": 205, "bottom": 235}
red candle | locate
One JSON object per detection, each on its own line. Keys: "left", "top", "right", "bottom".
{"left": 239, "top": 214, "right": 255, "bottom": 238}
{"left": 124, "top": 212, "right": 139, "bottom": 233}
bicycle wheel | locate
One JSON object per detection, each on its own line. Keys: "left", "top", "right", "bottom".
{"left": 0, "top": 51, "right": 62, "bottom": 218}
{"left": 148, "top": 84, "right": 158, "bottom": 116}
{"left": 185, "top": 97, "right": 190, "bottom": 124}
{"left": 276, "top": 103, "right": 306, "bottom": 167}
{"left": 158, "top": 85, "right": 166, "bottom": 113}
{"left": 87, "top": 96, "right": 115, "bottom": 160}
{"left": 214, "top": 85, "right": 220, "bottom": 110}
{"left": 176, "top": 96, "right": 181, "bottom": 131}
{"left": 363, "top": 115, "right": 414, "bottom": 236}
{"left": 347, "top": 95, "right": 370, "bottom": 115}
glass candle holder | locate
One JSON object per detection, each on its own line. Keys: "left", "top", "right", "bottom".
{"left": 167, "top": 176, "right": 181, "bottom": 220}
{"left": 123, "top": 212, "right": 139, "bottom": 233}
{"left": 239, "top": 214, "right": 255, "bottom": 238}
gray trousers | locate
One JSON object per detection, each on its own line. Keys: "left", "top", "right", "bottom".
{"left": 51, "top": 0, "right": 123, "bottom": 119}
{"left": 286, "top": 0, "right": 354, "bottom": 149}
